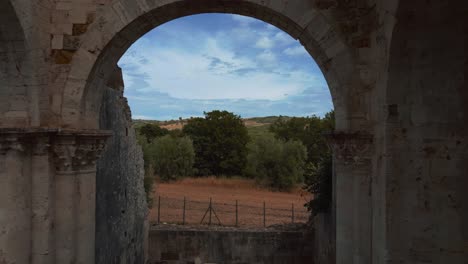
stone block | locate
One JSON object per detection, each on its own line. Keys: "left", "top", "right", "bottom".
{"left": 56, "top": 1, "right": 72, "bottom": 10}
{"left": 51, "top": 23, "right": 73, "bottom": 35}
{"left": 63, "top": 35, "right": 80, "bottom": 51}
{"left": 51, "top": 34, "right": 64, "bottom": 50}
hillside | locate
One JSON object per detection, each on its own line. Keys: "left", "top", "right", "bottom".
{"left": 133, "top": 116, "right": 291, "bottom": 129}
{"left": 132, "top": 116, "right": 292, "bottom": 138}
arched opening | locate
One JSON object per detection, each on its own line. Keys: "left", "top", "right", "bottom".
{"left": 121, "top": 8, "right": 332, "bottom": 233}
{"left": 60, "top": 1, "right": 356, "bottom": 131}
{"left": 58, "top": 1, "right": 370, "bottom": 263}
{"left": 119, "top": 13, "right": 333, "bottom": 120}
{"left": 94, "top": 11, "right": 337, "bottom": 263}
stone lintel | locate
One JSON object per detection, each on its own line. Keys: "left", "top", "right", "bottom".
{"left": 0, "top": 128, "right": 112, "bottom": 172}
{"left": 325, "top": 131, "right": 373, "bottom": 164}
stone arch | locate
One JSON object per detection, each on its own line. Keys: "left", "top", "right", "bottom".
{"left": 60, "top": 0, "right": 361, "bottom": 131}
{"left": 0, "top": 0, "right": 26, "bottom": 74}
{"left": 53, "top": 1, "right": 379, "bottom": 263}
{"left": 0, "top": 0, "right": 27, "bottom": 127}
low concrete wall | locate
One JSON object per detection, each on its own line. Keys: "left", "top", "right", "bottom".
{"left": 148, "top": 227, "right": 314, "bottom": 264}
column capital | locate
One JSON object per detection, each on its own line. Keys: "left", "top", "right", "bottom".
{"left": 0, "top": 128, "right": 57, "bottom": 155}
{"left": 52, "top": 130, "right": 112, "bottom": 174}
{"left": 0, "top": 128, "right": 112, "bottom": 172}
{"left": 325, "top": 131, "right": 373, "bottom": 164}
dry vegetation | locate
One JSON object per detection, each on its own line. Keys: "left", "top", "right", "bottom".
{"left": 159, "top": 122, "right": 186, "bottom": 130}
{"left": 158, "top": 119, "right": 267, "bottom": 131}
{"left": 149, "top": 177, "right": 312, "bottom": 228}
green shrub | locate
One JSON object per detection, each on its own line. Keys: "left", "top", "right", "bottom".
{"left": 304, "top": 155, "right": 333, "bottom": 216}
{"left": 183, "top": 110, "right": 249, "bottom": 176}
{"left": 244, "top": 134, "right": 307, "bottom": 191}
{"left": 145, "top": 135, "right": 195, "bottom": 181}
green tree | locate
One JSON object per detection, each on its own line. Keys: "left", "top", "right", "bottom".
{"left": 139, "top": 123, "right": 169, "bottom": 143}
{"left": 168, "top": 128, "right": 184, "bottom": 138}
{"left": 269, "top": 111, "right": 334, "bottom": 166}
{"left": 144, "top": 135, "right": 195, "bottom": 181}
{"left": 304, "top": 155, "right": 333, "bottom": 215}
{"left": 244, "top": 134, "right": 307, "bottom": 191}
{"left": 269, "top": 116, "right": 309, "bottom": 142}
{"left": 269, "top": 111, "right": 335, "bottom": 214}
{"left": 183, "top": 110, "right": 249, "bottom": 176}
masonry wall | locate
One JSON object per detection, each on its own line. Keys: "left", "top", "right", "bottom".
{"left": 313, "top": 213, "right": 335, "bottom": 264}
{"left": 95, "top": 68, "right": 148, "bottom": 263}
{"left": 148, "top": 227, "right": 314, "bottom": 264}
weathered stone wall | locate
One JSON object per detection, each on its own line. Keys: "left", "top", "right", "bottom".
{"left": 148, "top": 227, "right": 314, "bottom": 264}
{"left": 381, "top": 2, "right": 468, "bottom": 262}
{"left": 313, "top": 213, "right": 335, "bottom": 264}
{"left": 95, "top": 67, "right": 148, "bottom": 264}
{"left": 1, "top": 1, "right": 468, "bottom": 263}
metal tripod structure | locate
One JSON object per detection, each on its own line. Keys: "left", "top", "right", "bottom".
{"left": 200, "top": 197, "right": 222, "bottom": 226}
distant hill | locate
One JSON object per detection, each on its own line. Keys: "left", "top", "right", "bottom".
{"left": 244, "top": 116, "right": 292, "bottom": 124}
{"left": 133, "top": 116, "right": 294, "bottom": 140}
{"left": 133, "top": 116, "right": 293, "bottom": 130}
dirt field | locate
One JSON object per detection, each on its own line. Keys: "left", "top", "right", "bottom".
{"left": 159, "top": 122, "right": 185, "bottom": 130}
{"left": 159, "top": 120, "right": 267, "bottom": 130}
{"left": 149, "top": 177, "right": 312, "bottom": 228}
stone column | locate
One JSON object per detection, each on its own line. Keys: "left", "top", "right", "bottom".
{"left": 327, "top": 132, "right": 373, "bottom": 264}
{"left": 52, "top": 131, "right": 110, "bottom": 264}
{"left": 30, "top": 135, "right": 54, "bottom": 264}
{"left": 0, "top": 132, "right": 32, "bottom": 264}
{"left": 0, "top": 129, "right": 110, "bottom": 264}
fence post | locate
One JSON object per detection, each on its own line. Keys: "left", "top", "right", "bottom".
{"left": 183, "top": 196, "right": 186, "bottom": 225}
{"left": 263, "top": 201, "right": 266, "bottom": 228}
{"left": 235, "top": 200, "right": 238, "bottom": 227}
{"left": 157, "top": 196, "right": 161, "bottom": 224}
{"left": 292, "top": 203, "right": 295, "bottom": 223}
{"left": 209, "top": 197, "right": 212, "bottom": 226}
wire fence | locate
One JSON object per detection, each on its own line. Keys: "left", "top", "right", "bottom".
{"left": 152, "top": 196, "right": 310, "bottom": 228}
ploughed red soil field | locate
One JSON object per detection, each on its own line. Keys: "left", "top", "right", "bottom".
{"left": 149, "top": 177, "right": 312, "bottom": 228}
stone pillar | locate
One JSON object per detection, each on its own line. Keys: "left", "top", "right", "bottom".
{"left": 31, "top": 135, "right": 54, "bottom": 264}
{"left": 0, "top": 132, "right": 32, "bottom": 264}
{"left": 0, "top": 129, "right": 110, "bottom": 264}
{"left": 327, "top": 132, "right": 373, "bottom": 264}
{"left": 52, "top": 131, "right": 110, "bottom": 264}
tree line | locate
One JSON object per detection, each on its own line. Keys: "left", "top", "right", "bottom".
{"left": 137, "top": 110, "right": 334, "bottom": 214}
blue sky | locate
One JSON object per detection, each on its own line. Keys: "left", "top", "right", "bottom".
{"left": 118, "top": 14, "right": 332, "bottom": 120}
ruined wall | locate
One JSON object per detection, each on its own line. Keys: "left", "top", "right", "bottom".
{"left": 95, "top": 68, "right": 148, "bottom": 263}
{"left": 313, "top": 213, "right": 335, "bottom": 264}
{"left": 148, "top": 227, "right": 314, "bottom": 264}
{"left": 381, "top": 1, "right": 468, "bottom": 262}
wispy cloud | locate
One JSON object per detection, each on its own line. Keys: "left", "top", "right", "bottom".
{"left": 231, "top": 14, "right": 258, "bottom": 26}
{"left": 284, "top": 46, "right": 308, "bottom": 56}
{"left": 255, "top": 36, "right": 274, "bottom": 49}
{"left": 118, "top": 14, "right": 331, "bottom": 120}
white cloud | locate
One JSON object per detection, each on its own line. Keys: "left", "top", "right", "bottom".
{"left": 123, "top": 51, "right": 251, "bottom": 99}
{"left": 255, "top": 36, "right": 274, "bottom": 49}
{"left": 283, "top": 46, "right": 308, "bottom": 56}
{"left": 265, "top": 24, "right": 277, "bottom": 31}
{"left": 119, "top": 36, "right": 319, "bottom": 101}
{"left": 274, "top": 32, "right": 296, "bottom": 45}
{"left": 118, "top": 14, "right": 332, "bottom": 120}
{"left": 132, "top": 114, "right": 156, "bottom": 120}
{"left": 256, "top": 51, "right": 277, "bottom": 64}
{"left": 231, "top": 14, "right": 258, "bottom": 26}
{"left": 119, "top": 14, "right": 325, "bottom": 102}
